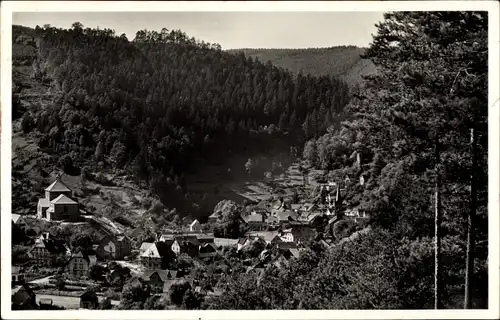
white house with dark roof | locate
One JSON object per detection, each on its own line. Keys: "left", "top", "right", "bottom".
{"left": 37, "top": 178, "right": 80, "bottom": 221}
{"left": 190, "top": 219, "right": 202, "bottom": 232}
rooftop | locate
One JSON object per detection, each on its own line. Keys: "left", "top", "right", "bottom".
{"left": 50, "top": 194, "right": 77, "bottom": 205}
{"left": 45, "top": 179, "right": 71, "bottom": 193}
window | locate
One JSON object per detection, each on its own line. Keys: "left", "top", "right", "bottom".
{"left": 12, "top": 276, "right": 16, "bottom": 281}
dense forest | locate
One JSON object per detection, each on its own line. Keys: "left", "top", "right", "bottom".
{"left": 13, "top": 23, "right": 351, "bottom": 216}
{"left": 227, "top": 46, "right": 377, "bottom": 86}
{"left": 210, "top": 11, "right": 489, "bottom": 309}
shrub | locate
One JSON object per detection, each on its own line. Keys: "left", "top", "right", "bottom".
{"left": 55, "top": 278, "right": 66, "bottom": 290}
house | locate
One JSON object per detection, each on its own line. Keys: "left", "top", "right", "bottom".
{"left": 302, "top": 203, "right": 317, "bottom": 213}
{"left": 11, "top": 284, "right": 37, "bottom": 310}
{"left": 196, "top": 233, "right": 215, "bottom": 244}
{"left": 237, "top": 237, "right": 252, "bottom": 251}
{"left": 64, "top": 250, "right": 97, "bottom": 277}
{"left": 276, "top": 211, "right": 298, "bottom": 224}
{"left": 213, "top": 238, "right": 239, "bottom": 249}
{"left": 199, "top": 243, "right": 218, "bottom": 259}
{"left": 143, "top": 270, "right": 178, "bottom": 293}
{"left": 243, "top": 211, "right": 266, "bottom": 230}
{"left": 170, "top": 239, "right": 181, "bottom": 255}
{"left": 96, "top": 234, "right": 132, "bottom": 261}
{"left": 190, "top": 219, "right": 202, "bottom": 232}
{"left": 45, "top": 194, "right": 79, "bottom": 222}
{"left": 28, "top": 234, "right": 69, "bottom": 267}
{"left": 12, "top": 266, "right": 26, "bottom": 285}
{"left": 291, "top": 204, "right": 302, "bottom": 212}
{"left": 159, "top": 232, "right": 214, "bottom": 243}
{"left": 245, "top": 231, "right": 280, "bottom": 245}
{"left": 140, "top": 241, "right": 174, "bottom": 269}
{"left": 306, "top": 212, "right": 325, "bottom": 226}
{"left": 270, "top": 199, "right": 286, "bottom": 216}
{"left": 266, "top": 215, "right": 279, "bottom": 226}
{"left": 207, "top": 212, "right": 219, "bottom": 224}
{"left": 280, "top": 225, "right": 317, "bottom": 244}
{"left": 11, "top": 214, "right": 26, "bottom": 226}
{"left": 79, "top": 290, "right": 98, "bottom": 309}
{"left": 139, "top": 242, "right": 154, "bottom": 256}
{"left": 38, "top": 179, "right": 80, "bottom": 221}
{"left": 280, "top": 229, "right": 294, "bottom": 243}
{"left": 159, "top": 233, "right": 175, "bottom": 242}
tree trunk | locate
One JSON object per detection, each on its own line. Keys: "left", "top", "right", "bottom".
{"left": 434, "top": 138, "right": 442, "bottom": 309}
{"left": 464, "top": 127, "right": 477, "bottom": 309}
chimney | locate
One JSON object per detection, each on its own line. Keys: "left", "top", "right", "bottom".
{"left": 356, "top": 152, "right": 361, "bottom": 167}
{"left": 44, "top": 232, "right": 50, "bottom": 240}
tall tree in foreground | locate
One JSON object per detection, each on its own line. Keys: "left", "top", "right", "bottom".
{"left": 359, "top": 11, "right": 488, "bottom": 308}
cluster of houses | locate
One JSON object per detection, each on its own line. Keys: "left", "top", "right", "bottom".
{"left": 206, "top": 180, "right": 369, "bottom": 237}
{"left": 12, "top": 175, "right": 371, "bottom": 309}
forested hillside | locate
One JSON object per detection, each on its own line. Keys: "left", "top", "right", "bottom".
{"left": 12, "top": 24, "right": 350, "bottom": 216}
{"left": 227, "top": 46, "right": 377, "bottom": 86}
{"left": 211, "top": 11, "right": 489, "bottom": 309}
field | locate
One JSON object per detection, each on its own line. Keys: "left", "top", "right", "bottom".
{"left": 35, "top": 294, "right": 120, "bottom": 309}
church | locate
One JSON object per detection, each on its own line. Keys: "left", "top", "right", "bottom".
{"left": 37, "top": 178, "right": 80, "bottom": 222}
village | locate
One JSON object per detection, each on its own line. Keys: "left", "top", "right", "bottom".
{"left": 11, "top": 167, "right": 370, "bottom": 310}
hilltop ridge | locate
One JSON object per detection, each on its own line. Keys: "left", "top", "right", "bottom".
{"left": 226, "top": 46, "right": 376, "bottom": 86}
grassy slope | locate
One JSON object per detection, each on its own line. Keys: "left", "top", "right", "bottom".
{"left": 226, "top": 46, "right": 376, "bottom": 86}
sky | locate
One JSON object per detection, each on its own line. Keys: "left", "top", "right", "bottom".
{"left": 13, "top": 12, "right": 384, "bottom": 49}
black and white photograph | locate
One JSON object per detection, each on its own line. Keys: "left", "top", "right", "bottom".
{"left": 1, "top": 1, "right": 499, "bottom": 318}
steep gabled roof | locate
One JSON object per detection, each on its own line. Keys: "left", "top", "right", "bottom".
{"left": 141, "top": 243, "right": 162, "bottom": 258}
{"left": 288, "top": 248, "right": 300, "bottom": 259}
{"left": 12, "top": 284, "right": 36, "bottom": 304}
{"left": 12, "top": 214, "right": 21, "bottom": 224}
{"left": 143, "top": 269, "right": 172, "bottom": 282}
{"left": 141, "top": 241, "right": 173, "bottom": 259}
{"left": 247, "top": 231, "right": 280, "bottom": 243}
{"left": 33, "top": 238, "right": 69, "bottom": 255}
{"left": 277, "top": 211, "right": 298, "bottom": 222}
{"left": 45, "top": 179, "right": 71, "bottom": 193}
{"left": 190, "top": 219, "right": 200, "bottom": 228}
{"left": 237, "top": 237, "right": 250, "bottom": 245}
{"left": 50, "top": 194, "right": 77, "bottom": 205}
{"left": 70, "top": 250, "right": 97, "bottom": 266}
{"left": 140, "top": 242, "right": 154, "bottom": 252}
{"left": 199, "top": 242, "right": 217, "bottom": 253}
{"left": 175, "top": 235, "right": 200, "bottom": 247}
